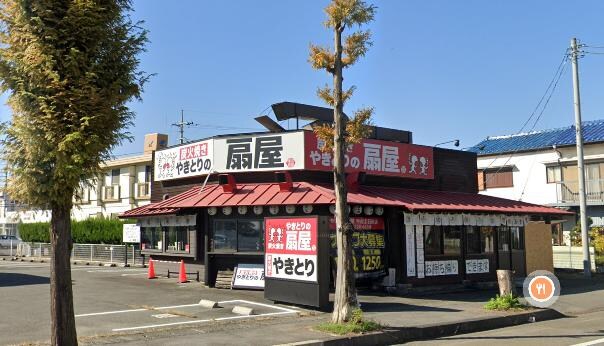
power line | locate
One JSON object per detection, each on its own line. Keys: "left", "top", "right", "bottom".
{"left": 480, "top": 51, "right": 569, "bottom": 186}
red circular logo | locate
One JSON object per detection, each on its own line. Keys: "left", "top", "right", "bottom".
{"left": 286, "top": 158, "right": 296, "bottom": 167}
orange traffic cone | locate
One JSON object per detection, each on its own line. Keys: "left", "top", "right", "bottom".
{"left": 148, "top": 258, "right": 156, "bottom": 279}
{"left": 178, "top": 260, "right": 188, "bottom": 283}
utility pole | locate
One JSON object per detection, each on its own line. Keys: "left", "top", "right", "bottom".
{"left": 171, "top": 109, "right": 195, "bottom": 145}
{"left": 570, "top": 37, "right": 591, "bottom": 278}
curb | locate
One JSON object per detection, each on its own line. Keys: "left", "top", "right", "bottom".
{"left": 306, "top": 309, "right": 565, "bottom": 346}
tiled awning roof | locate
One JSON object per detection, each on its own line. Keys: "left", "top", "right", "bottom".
{"left": 120, "top": 182, "right": 572, "bottom": 218}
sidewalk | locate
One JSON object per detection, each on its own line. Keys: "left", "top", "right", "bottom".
{"left": 79, "top": 287, "right": 573, "bottom": 346}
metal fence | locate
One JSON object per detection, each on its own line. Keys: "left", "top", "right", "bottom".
{"left": 8, "top": 242, "right": 144, "bottom": 266}
{"left": 553, "top": 245, "right": 597, "bottom": 270}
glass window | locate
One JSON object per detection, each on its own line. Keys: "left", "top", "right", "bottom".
{"left": 212, "top": 220, "right": 237, "bottom": 251}
{"left": 424, "top": 226, "right": 442, "bottom": 256}
{"left": 466, "top": 227, "right": 481, "bottom": 254}
{"left": 546, "top": 166, "right": 562, "bottom": 183}
{"left": 443, "top": 226, "right": 461, "bottom": 255}
{"left": 481, "top": 227, "right": 495, "bottom": 253}
{"left": 111, "top": 168, "right": 120, "bottom": 185}
{"left": 144, "top": 165, "right": 152, "bottom": 183}
{"left": 498, "top": 227, "right": 510, "bottom": 251}
{"left": 511, "top": 227, "right": 524, "bottom": 250}
{"left": 141, "top": 226, "right": 162, "bottom": 250}
{"left": 237, "top": 220, "right": 264, "bottom": 252}
{"left": 166, "top": 226, "right": 190, "bottom": 252}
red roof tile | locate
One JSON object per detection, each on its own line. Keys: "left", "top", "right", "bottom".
{"left": 122, "top": 182, "right": 572, "bottom": 217}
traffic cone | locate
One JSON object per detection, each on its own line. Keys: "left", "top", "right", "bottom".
{"left": 148, "top": 258, "right": 156, "bottom": 279}
{"left": 178, "top": 260, "right": 188, "bottom": 283}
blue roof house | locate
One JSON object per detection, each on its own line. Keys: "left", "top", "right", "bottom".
{"left": 468, "top": 120, "right": 604, "bottom": 256}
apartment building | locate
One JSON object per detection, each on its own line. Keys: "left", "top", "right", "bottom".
{"left": 0, "top": 133, "right": 168, "bottom": 234}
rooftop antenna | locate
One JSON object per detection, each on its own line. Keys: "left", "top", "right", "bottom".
{"left": 171, "top": 109, "right": 197, "bottom": 144}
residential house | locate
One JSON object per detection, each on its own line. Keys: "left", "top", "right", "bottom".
{"left": 467, "top": 120, "right": 604, "bottom": 244}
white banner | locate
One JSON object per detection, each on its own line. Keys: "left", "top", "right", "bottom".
{"left": 425, "top": 260, "right": 458, "bottom": 276}
{"left": 405, "top": 225, "right": 416, "bottom": 277}
{"left": 265, "top": 254, "right": 317, "bottom": 282}
{"left": 415, "top": 227, "right": 425, "bottom": 279}
{"left": 465, "top": 259, "right": 490, "bottom": 274}
{"left": 154, "top": 139, "right": 213, "bottom": 181}
{"left": 214, "top": 132, "right": 305, "bottom": 173}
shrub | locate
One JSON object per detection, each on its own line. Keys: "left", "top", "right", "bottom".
{"left": 315, "top": 308, "right": 382, "bottom": 335}
{"left": 484, "top": 294, "right": 526, "bottom": 311}
{"left": 18, "top": 218, "right": 136, "bottom": 244}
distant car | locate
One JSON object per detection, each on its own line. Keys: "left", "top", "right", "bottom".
{"left": 0, "top": 235, "right": 21, "bottom": 248}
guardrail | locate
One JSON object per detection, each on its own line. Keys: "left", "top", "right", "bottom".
{"left": 7, "top": 242, "right": 144, "bottom": 266}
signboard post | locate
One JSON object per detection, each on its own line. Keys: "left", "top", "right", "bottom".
{"left": 122, "top": 224, "right": 141, "bottom": 268}
{"left": 264, "top": 216, "right": 329, "bottom": 310}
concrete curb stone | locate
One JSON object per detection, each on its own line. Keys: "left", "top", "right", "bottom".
{"left": 304, "top": 309, "right": 565, "bottom": 346}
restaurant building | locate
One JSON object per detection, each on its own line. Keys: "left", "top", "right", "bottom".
{"left": 121, "top": 102, "right": 571, "bottom": 290}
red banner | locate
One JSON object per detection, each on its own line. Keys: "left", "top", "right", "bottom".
{"left": 305, "top": 131, "right": 434, "bottom": 179}
{"left": 265, "top": 217, "right": 318, "bottom": 282}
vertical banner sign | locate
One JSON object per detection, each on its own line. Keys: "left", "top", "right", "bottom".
{"left": 154, "top": 139, "right": 213, "bottom": 181}
{"left": 329, "top": 217, "right": 386, "bottom": 279}
{"left": 265, "top": 217, "right": 318, "bottom": 282}
{"left": 405, "top": 225, "right": 416, "bottom": 277}
{"left": 415, "top": 228, "right": 425, "bottom": 279}
{"left": 214, "top": 132, "right": 305, "bottom": 173}
{"left": 305, "top": 131, "right": 434, "bottom": 179}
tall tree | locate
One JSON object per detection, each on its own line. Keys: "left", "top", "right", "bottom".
{"left": 0, "top": 1, "right": 148, "bottom": 344}
{"left": 309, "top": 0, "right": 375, "bottom": 323}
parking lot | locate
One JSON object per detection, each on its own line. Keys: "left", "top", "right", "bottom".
{"left": 0, "top": 260, "right": 301, "bottom": 345}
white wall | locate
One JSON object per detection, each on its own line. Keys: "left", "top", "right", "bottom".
{"left": 477, "top": 150, "right": 559, "bottom": 205}
{"left": 6, "top": 158, "right": 152, "bottom": 224}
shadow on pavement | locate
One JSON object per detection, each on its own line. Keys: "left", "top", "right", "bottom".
{"left": 360, "top": 301, "right": 462, "bottom": 313}
{"left": 437, "top": 333, "right": 604, "bottom": 341}
{"left": 0, "top": 272, "right": 50, "bottom": 287}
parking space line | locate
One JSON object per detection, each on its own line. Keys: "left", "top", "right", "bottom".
{"left": 76, "top": 303, "right": 203, "bottom": 318}
{"left": 220, "top": 300, "right": 299, "bottom": 313}
{"left": 111, "top": 311, "right": 296, "bottom": 332}
{"left": 112, "top": 319, "right": 212, "bottom": 332}
{"left": 76, "top": 308, "right": 148, "bottom": 317}
{"left": 572, "top": 338, "right": 604, "bottom": 346}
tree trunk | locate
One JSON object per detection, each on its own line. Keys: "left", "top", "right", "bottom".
{"left": 331, "top": 24, "right": 357, "bottom": 324}
{"left": 496, "top": 269, "right": 514, "bottom": 296}
{"left": 50, "top": 204, "right": 78, "bottom": 346}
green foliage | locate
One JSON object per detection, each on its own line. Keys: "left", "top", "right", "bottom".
{"left": 19, "top": 218, "right": 136, "bottom": 244}
{"left": 316, "top": 308, "right": 382, "bottom": 335}
{"left": 309, "top": 0, "right": 376, "bottom": 153}
{"left": 484, "top": 294, "right": 527, "bottom": 311}
{"left": 570, "top": 217, "right": 593, "bottom": 246}
{"left": 0, "top": 0, "right": 149, "bottom": 210}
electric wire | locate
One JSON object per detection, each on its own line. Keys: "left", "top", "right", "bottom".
{"left": 478, "top": 51, "right": 569, "bottom": 187}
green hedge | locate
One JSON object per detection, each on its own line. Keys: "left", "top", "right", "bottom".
{"left": 18, "top": 218, "right": 137, "bottom": 244}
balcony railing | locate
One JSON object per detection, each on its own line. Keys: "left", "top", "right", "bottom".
{"left": 134, "top": 182, "right": 150, "bottom": 200}
{"left": 555, "top": 180, "right": 604, "bottom": 204}
{"left": 101, "top": 185, "right": 120, "bottom": 202}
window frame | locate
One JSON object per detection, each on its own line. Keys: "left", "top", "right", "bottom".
{"left": 165, "top": 225, "right": 192, "bottom": 254}
{"left": 546, "top": 165, "right": 562, "bottom": 184}
{"left": 140, "top": 226, "right": 163, "bottom": 252}
{"left": 211, "top": 218, "right": 264, "bottom": 253}
{"left": 483, "top": 167, "right": 514, "bottom": 189}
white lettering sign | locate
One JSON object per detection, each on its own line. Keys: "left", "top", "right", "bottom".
{"left": 122, "top": 224, "right": 141, "bottom": 243}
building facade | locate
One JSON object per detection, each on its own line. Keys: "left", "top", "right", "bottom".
{"left": 468, "top": 120, "right": 604, "bottom": 244}
{"left": 0, "top": 133, "right": 168, "bottom": 235}
{"left": 122, "top": 103, "right": 568, "bottom": 292}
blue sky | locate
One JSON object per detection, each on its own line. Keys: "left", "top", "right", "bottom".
{"left": 2, "top": 1, "right": 604, "bottom": 155}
